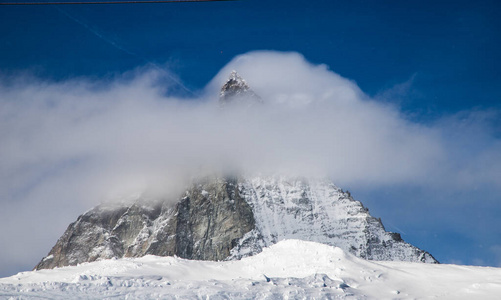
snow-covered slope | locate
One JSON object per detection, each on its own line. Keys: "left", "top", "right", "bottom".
{"left": 2, "top": 240, "right": 499, "bottom": 299}
{"left": 230, "top": 176, "right": 436, "bottom": 263}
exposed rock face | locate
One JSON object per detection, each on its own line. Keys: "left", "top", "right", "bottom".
{"left": 36, "top": 176, "right": 436, "bottom": 270}
{"left": 35, "top": 177, "right": 255, "bottom": 270}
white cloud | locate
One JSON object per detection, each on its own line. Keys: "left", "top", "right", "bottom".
{"left": 0, "top": 50, "right": 500, "bottom": 276}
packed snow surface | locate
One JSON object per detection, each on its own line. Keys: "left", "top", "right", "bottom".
{"left": 1, "top": 240, "right": 500, "bottom": 299}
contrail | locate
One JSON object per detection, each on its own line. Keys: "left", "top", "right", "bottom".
{"left": 55, "top": 7, "right": 136, "bottom": 57}
{"left": 55, "top": 7, "right": 195, "bottom": 95}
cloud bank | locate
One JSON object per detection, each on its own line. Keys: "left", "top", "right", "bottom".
{"left": 1, "top": 51, "right": 500, "bottom": 275}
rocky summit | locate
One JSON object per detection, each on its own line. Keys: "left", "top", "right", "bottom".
{"left": 219, "top": 70, "right": 262, "bottom": 107}
{"left": 35, "top": 73, "right": 437, "bottom": 271}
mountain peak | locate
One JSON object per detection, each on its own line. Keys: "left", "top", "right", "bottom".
{"left": 228, "top": 70, "right": 244, "bottom": 82}
{"left": 219, "top": 71, "right": 262, "bottom": 106}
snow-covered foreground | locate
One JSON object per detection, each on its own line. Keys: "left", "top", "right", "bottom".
{"left": 1, "top": 240, "right": 500, "bottom": 299}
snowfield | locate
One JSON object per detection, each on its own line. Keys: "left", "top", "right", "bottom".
{"left": 1, "top": 240, "right": 500, "bottom": 299}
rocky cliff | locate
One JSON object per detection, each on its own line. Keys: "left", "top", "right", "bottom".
{"left": 36, "top": 177, "right": 255, "bottom": 270}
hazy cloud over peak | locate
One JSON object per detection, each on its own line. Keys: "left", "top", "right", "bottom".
{"left": 0, "top": 51, "right": 500, "bottom": 276}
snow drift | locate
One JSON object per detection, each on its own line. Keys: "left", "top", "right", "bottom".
{"left": 2, "top": 240, "right": 500, "bottom": 299}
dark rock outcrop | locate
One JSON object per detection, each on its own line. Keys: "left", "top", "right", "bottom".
{"left": 35, "top": 177, "right": 255, "bottom": 270}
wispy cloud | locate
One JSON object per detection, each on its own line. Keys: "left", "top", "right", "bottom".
{"left": 1, "top": 51, "right": 500, "bottom": 276}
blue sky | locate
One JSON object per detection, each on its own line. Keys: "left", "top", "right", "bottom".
{"left": 0, "top": 0, "right": 500, "bottom": 276}
{"left": 2, "top": 0, "right": 500, "bottom": 113}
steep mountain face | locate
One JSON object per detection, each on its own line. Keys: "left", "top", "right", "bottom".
{"left": 228, "top": 177, "right": 436, "bottom": 263}
{"left": 36, "top": 177, "right": 255, "bottom": 270}
{"left": 35, "top": 72, "right": 437, "bottom": 270}
{"left": 36, "top": 176, "right": 436, "bottom": 270}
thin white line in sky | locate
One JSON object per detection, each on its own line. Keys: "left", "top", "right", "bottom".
{"left": 55, "top": 6, "right": 195, "bottom": 95}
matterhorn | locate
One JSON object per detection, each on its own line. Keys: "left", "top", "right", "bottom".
{"left": 35, "top": 72, "right": 437, "bottom": 271}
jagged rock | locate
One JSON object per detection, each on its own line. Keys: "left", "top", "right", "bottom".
{"left": 35, "top": 177, "right": 255, "bottom": 270}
